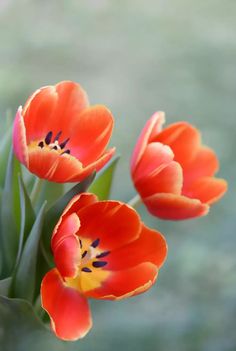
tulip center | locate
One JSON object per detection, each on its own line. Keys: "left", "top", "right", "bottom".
{"left": 65, "top": 237, "right": 110, "bottom": 293}
{"left": 79, "top": 238, "right": 109, "bottom": 273}
{"left": 38, "top": 131, "right": 71, "bottom": 155}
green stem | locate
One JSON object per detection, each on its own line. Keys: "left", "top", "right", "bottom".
{"left": 127, "top": 194, "right": 142, "bottom": 208}
{"left": 30, "top": 178, "right": 43, "bottom": 207}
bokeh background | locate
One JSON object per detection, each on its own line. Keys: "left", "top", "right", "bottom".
{"left": 0, "top": 1, "right": 235, "bottom": 350}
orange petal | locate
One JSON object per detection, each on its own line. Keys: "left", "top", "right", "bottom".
{"left": 106, "top": 224, "right": 167, "bottom": 270}
{"left": 23, "top": 81, "right": 89, "bottom": 143}
{"left": 130, "top": 112, "right": 165, "bottom": 173}
{"left": 183, "top": 176, "right": 227, "bottom": 205}
{"left": 56, "top": 193, "right": 98, "bottom": 222}
{"left": 183, "top": 146, "right": 219, "bottom": 187}
{"left": 76, "top": 201, "right": 141, "bottom": 251}
{"left": 28, "top": 148, "right": 84, "bottom": 182}
{"left": 52, "top": 213, "right": 81, "bottom": 278}
{"left": 85, "top": 262, "right": 158, "bottom": 300}
{"left": 68, "top": 105, "right": 114, "bottom": 165}
{"left": 23, "top": 86, "right": 58, "bottom": 143}
{"left": 12, "top": 106, "right": 29, "bottom": 167}
{"left": 68, "top": 147, "right": 116, "bottom": 183}
{"left": 54, "top": 236, "right": 81, "bottom": 278}
{"left": 144, "top": 193, "right": 209, "bottom": 220}
{"left": 155, "top": 122, "right": 201, "bottom": 167}
{"left": 53, "top": 81, "right": 89, "bottom": 133}
{"left": 41, "top": 269, "right": 92, "bottom": 341}
{"left": 135, "top": 161, "right": 183, "bottom": 198}
{"left": 133, "top": 142, "right": 174, "bottom": 181}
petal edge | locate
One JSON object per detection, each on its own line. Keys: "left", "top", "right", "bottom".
{"left": 41, "top": 269, "right": 92, "bottom": 341}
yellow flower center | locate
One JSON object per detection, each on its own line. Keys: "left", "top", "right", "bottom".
{"left": 29, "top": 131, "right": 71, "bottom": 155}
{"left": 65, "top": 238, "right": 110, "bottom": 293}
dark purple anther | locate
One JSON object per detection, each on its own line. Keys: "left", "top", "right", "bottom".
{"left": 82, "top": 267, "right": 92, "bottom": 273}
{"left": 91, "top": 238, "right": 100, "bottom": 248}
{"left": 92, "top": 261, "right": 107, "bottom": 268}
{"left": 54, "top": 131, "right": 62, "bottom": 142}
{"left": 96, "top": 251, "right": 110, "bottom": 259}
{"left": 45, "top": 131, "right": 53, "bottom": 145}
{"left": 60, "top": 138, "right": 70, "bottom": 149}
{"left": 82, "top": 250, "right": 87, "bottom": 259}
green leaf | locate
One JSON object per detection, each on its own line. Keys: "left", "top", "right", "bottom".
{"left": 0, "top": 277, "right": 12, "bottom": 296}
{"left": 13, "top": 202, "right": 47, "bottom": 302}
{"left": 35, "top": 181, "right": 65, "bottom": 211}
{"left": 14, "top": 175, "right": 36, "bottom": 269}
{"left": 0, "top": 296, "right": 77, "bottom": 351}
{"left": 88, "top": 155, "right": 120, "bottom": 200}
{"left": 0, "top": 128, "right": 12, "bottom": 187}
{"left": 0, "top": 148, "right": 21, "bottom": 276}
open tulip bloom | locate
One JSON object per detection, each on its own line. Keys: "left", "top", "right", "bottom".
{"left": 0, "top": 80, "right": 227, "bottom": 347}
{"left": 131, "top": 112, "right": 227, "bottom": 220}
{"left": 41, "top": 193, "right": 167, "bottom": 340}
{"left": 13, "top": 81, "right": 115, "bottom": 183}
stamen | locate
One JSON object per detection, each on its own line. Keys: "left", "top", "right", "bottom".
{"left": 38, "top": 141, "right": 44, "bottom": 148}
{"left": 92, "top": 261, "right": 107, "bottom": 268}
{"left": 82, "top": 267, "right": 92, "bottom": 273}
{"left": 60, "top": 138, "right": 70, "bottom": 149}
{"left": 79, "top": 239, "right": 83, "bottom": 249}
{"left": 52, "top": 146, "right": 59, "bottom": 150}
{"left": 82, "top": 250, "right": 87, "bottom": 259}
{"left": 54, "top": 131, "right": 62, "bottom": 142}
{"left": 96, "top": 251, "right": 110, "bottom": 259}
{"left": 45, "top": 131, "right": 53, "bottom": 145}
{"left": 61, "top": 149, "right": 70, "bottom": 155}
{"left": 91, "top": 238, "right": 100, "bottom": 248}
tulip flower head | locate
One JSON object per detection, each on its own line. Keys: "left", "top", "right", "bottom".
{"left": 13, "top": 81, "right": 115, "bottom": 182}
{"left": 41, "top": 193, "right": 167, "bottom": 340}
{"left": 131, "top": 112, "right": 227, "bottom": 220}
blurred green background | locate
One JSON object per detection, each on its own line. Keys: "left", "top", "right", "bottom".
{"left": 0, "top": 0, "right": 235, "bottom": 350}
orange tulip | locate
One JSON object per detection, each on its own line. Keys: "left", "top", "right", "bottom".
{"left": 131, "top": 112, "right": 227, "bottom": 220}
{"left": 13, "top": 81, "right": 115, "bottom": 182}
{"left": 41, "top": 193, "right": 167, "bottom": 340}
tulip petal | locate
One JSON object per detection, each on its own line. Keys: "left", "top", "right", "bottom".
{"left": 106, "top": 224, "right": 167, "bottom": 270}
{"left": 52, "top": 213, "right": 80, "bottom": 249}
{"left": 68, "top": 147, "right": 116, "bottom": 183}
{"left": 54, "top": 236, "right": 81, "bottom": 278}
{"left": 41, "top": 269, "right": 92, "bottom": 341}
{"left": 155, "top": 122, "right": 201, "bottom": 167}
{"left": 23, "top": 86, "right": 58, "bottom": 142}
{"left": 135, "top": 161, "right": 183, "bottom": 198}
{"left": 52, "top": 213, "right": 81, "bottom": 278}
{"left": 28, "top": 148, "right": 85, "bottom": 182}
{"left": 183, "top": 176, "right": 227, "bottom": 205}
{"left": 12, "top": 106, "right": 29, "bottom": 167}
{"left": 57, "top": 193, "right": 98, "bottom": 221}
{"left": 85, "top": 262, "right": 158, "bottom": 300}
{"left": 131, "top": 112, "right": 165, "bottom": 173}
{"left": 23, "top": 81, "right": 89, "bottom": 143}
{"left": 76, "top": 201, "right": 141, "bottom": 251}
{"left": 53, "top": 81, "right": 89, "bottom": 131}
{"left": 144, "top": 193, "right": 209, "bottom": 220}
{"left": 133, "top": 142, "right": 174, "bottom": 180}
{"left": 68, "top": 105, "right": 114, "bottom": 165}
{"left": 183, "top": 146, "right": 219, "bottom": 187}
